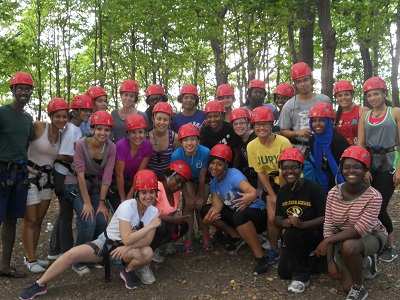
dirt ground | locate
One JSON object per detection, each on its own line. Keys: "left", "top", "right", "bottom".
{"left": 1, "top": 190, "right": 400, "bottom": 300}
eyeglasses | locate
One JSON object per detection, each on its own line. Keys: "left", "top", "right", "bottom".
{"left": 254, "top": 122, "right": 272, "bottom": 129}
{"left": 294, "top": 77, "right": 310, "bottom": 85}
{"left": 16, "top": 87, "right": 33, "bottom": 93}
{"left": 232, "top": 121, "right": 247, "bottom": 127}
{"left": 281, "top": 165, "right": 301, "bottom": 172}
{"left": 342, "top": 165, "right": 363, "bottom": 172}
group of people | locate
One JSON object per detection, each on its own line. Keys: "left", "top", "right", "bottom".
{"left": 0, "top": 61, "right": 397, "bottom": 300}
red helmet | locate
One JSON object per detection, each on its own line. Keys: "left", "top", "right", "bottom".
{"left": 210, "top": 144, "right": 232, "bottom": 163}
{"left": 248, "top": 79, "right": 265, "bottom": 90}
{"left": 363, "top": 76, "right": 387, "bottom": 93}
{"left": 90, "top": 111, "right": 114, "bottom": 127}
{"left": 70, "top": 94, "right": 94, "bottom": 109}
{"left": 308, "top": 103, "right": 335, "bottom": 119}
{"left": 168, "top": 160, "right": 191, "bottom": 181}
{"left": 290, "top": 62, "right": 312, "bottom": 80}
{"left": 47, "top": 98, "right": 69, "bottom": 114}
{"left": 204, "top": 100, "right": 225, "bottom": 114}
{"left": 216, "top": 84, "right": 234, "bottom": 97}
{"left": 146, "top": 84, "right": 165, "bottom": 97}
{"left": 333, "top": 80, "right": 354, "bottom": 95}
{"left": 250, "top": 106, "right": 274, "bottom": 123}
{"left": 178, "top": 124, "right": 200, "bottom": 140}
{"left": 274, "top": 83, "right": 295, "bottom": 98}
{"left": 152, "top": 102, "right": 174, "bottom": 117}
{"left": 179, "top": 84, "right": 198, "bottom": 96}
{"left": 229, "top": 107, "right": 251, "bottom": 123}
{"left": 125, "top": 114, "right": 147, "bottom": 131}
{"left": 86, "top": 86, "right": 107, "bottom": 99}
{"left": 278, "top": 148, "right": 305, "bottom": 165}
{"left": 133, "top": 169, "right": 159, "bottom": 191}
{"left": 119, "top": 79, "right": 139, "bottom": 93}
{"left": 10, "top": 72, "right": 34, "bottom": 87}
{"left": 340, "top": 146, "right": 371, "bottom": 169}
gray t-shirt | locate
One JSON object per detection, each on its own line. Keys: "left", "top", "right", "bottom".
{"left": 111, "top": 109, "right": 149, "bottom": 144}
{"left": 278, "top": 93, "right": 331, "bottom": 152}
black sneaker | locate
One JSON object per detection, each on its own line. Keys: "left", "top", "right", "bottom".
{"left": 19, "top": 281, "right": 47, "bottom": 300}
{"left": 346, "top": 284, "right": 368, "bottom": 300}
{"left": 225, "top": 237, "right": 246, "bottom": 254}
{"left": 120, "top": 268, "right": 140, "bottom": 289}
{"left": 253, "top": 256, "right": 269, "bottom": 275}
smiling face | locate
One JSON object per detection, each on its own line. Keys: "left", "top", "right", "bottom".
{"left": 181, "top": 94, "right": 196, "bottom": 110}
{"left": 167, "top": 173, "right": 187, "bottom": 193}
{"left": 153, "top": 112, "right": 171, "bottom": 132}
{"left": 366, "top": 89, "right": 385, "bottom": 109}
{"left": 120, "top": 92, "right": 137, "bottom": 108}
{"left": 206, "top": 112, "right": 224, "bottom": 130}
{"left": 311, "top": 117, "right": 326, "bottom": 134}
{"left": 232, "top": 118, "right": 249, "bottom": 136}
{"left": 280, "top": 160, "right": 302, "bottom": 184}
{"left": 217, "top": 95, "right": 234, "bottom": 110}
{"left": 93, "top": 124, "right": 112, "bottom": 142}
{"left": 335, "top": 90, "right": 354, "bottom": 110}
{"left": 208, "top": 158, "right": 225, "bottom": 178}
{"left": 128, "top": 128, "right": 146, "bottom": 146}
{"left": 12, "top": 84, "right": 33, "bottom": 106}
{"left": 274, "top": 95, "right": 289, "bottom": 110}
{"left": 181, "top": 136, "right": 198, "bottom": 156}
{"left": 93, "top": 96, "right": 108, "bottom": 111}
{"left": 253, "top": 121, "right": 272, "bottom": 138}
{"left": 137, "top": 189, "right": 157, "bottom": 207}
{"left": 77, "top": 108, "right": 92, "bottom": 123}
{"left": 50, "top": 110, "right": 69, "bottom": 130}
{"left": 341, "top": 158, "right": 365, "bottom": 184}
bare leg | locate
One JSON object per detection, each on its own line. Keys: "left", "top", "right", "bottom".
{"left": 236, "top": 221, "right": 264, "bottom": 258}
{"left": 123, "top": 246, "right": 153, "bottom": 272}
{"left": 266, "top": 197, "right": 279, "bottom": 250}
{"left": 340, "top": 239, "right": 365, "bottom": 291}
{"left": 22, "top": 204, "right": 38, "bottom": 261}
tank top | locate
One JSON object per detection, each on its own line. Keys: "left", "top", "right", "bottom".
{"left": 365, "top": 107, "right": 398, "bottom": 170}
{"left": 27, "top": 123, "right": 61, "bottom": 166}
{"left": 335, "top": 105, "right": 360, "bottom": 146}
{"left": 146, "top": 129, "right": 175, "bottom": 175}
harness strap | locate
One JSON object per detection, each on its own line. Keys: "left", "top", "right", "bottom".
{"left": 103, "top": 231, "right": 124, "bottom": 282}
{"left": 366, "top": 144, "right": 398, "bottom": 155}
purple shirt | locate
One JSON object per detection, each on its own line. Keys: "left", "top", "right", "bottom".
{"left": 116, "top": 138, "right": 153, "bottom": 177}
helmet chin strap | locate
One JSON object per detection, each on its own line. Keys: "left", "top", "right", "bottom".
{"left": 165, "top": 171, "right": 178, "bottom": 184}
{"left": 217, "top": 161, "right": 228, "bottom": 181}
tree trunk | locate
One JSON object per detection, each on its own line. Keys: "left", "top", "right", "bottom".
{"left": 35, "top": 0, "right": 42, "bottom": 121}
{"left": 298, "top": 0, "right": 315, "bottom": 69}
{"left": 315, "top": 0, "right": 337, "bottom": 98}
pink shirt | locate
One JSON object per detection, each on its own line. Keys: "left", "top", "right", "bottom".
{"left": 155, "top": 181, "right": 180, "bottom": 216}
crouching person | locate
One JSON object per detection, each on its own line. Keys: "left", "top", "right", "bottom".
{"left": 275, "top": 148, "right": 327, "bottom": 293}
{"left": 315, "top": 146, "right": 387, "bottom": 300}
{"left": 19, "top": 170, "right": 162, "bottom": 299}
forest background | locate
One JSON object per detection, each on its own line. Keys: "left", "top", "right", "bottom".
{"left": 0, "top": 0, "right": 399, "bottom": 121}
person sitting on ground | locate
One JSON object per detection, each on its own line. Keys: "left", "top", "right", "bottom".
{"left": 275, "top": 148, "right": 326, "bottom": 294}
{"left": 19, "top": 170, "right": 162, "bottom": 300}
{"left": 315, "top": 146, "right": 388, "bottom": 300}
{"left": 200, "top": 144, "right": 269, "bottom": 275}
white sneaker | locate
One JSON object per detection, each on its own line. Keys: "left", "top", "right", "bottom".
{"left": 36, "top": 259, "right": 50, "bottom": 268}
{"left": 88, "top": 263, "right": 104, "bottom": 269}
{"left": 135, "top": 265, "right": 155, "bottom": 284}
{"left": 288, "top": 280, "right": 309, "bottom": 293}
{"left": 72, "top": 263, "right": 90, "bottom": 276}
{"left": 165, "top": 242, "right": 176, "bottom": 255}
{"left": 261, "top": 238, "right": 282, "bottom": 250}
{"left": 47, "top": 253, "right": 62, "bottom": 261}
{"left": 24, "top": 257, "right": 46, "bottom": 273}
{"left": 365, "top": 254, "right": 378, "bottom": 279}
{"left": 152, "top": 249, "right": 165, "bottom": 263}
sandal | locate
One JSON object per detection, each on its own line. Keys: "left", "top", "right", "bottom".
{"left": 0, "top": 267, "right": 27, "bottom": 278}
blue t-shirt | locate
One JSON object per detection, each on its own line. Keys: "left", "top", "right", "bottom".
{"left": 210, "top": 168, "right": 265, "bottom": 210}
{"left": 80, "top": 116, "right": 93, "bottom": 137}
{"left": 171, "top": 145, "right": 210, "bottom": 182}
{"left": 170, "top": 110, "right": 206, "bottom": 133}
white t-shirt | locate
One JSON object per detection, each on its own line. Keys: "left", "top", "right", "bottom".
{"left": 54, "top": 123, "right": 82, "bottom": 175}
{"left": 106, "top": 199, "right": 159, "bottom": 241}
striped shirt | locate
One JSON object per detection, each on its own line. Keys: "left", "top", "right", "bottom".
{"left": 324, "top": 184, "right": 387, "bottom": 238}
{"left": 146, "top": 129, "right": 175, "bottom": 175}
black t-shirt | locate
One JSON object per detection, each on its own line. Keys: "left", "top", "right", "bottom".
{"left": 276, "top": 179, "right": 326, "bottom": 222}
{"left": 200, "top": 122, "right": 241, "bottom": 152}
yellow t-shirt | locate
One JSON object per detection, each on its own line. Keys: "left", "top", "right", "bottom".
{"left": 247, "top": 135, "right": 291, "bottom": 185}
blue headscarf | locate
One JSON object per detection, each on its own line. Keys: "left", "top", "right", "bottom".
{"left": 309, "top": 117, "right": 344, "bottom": 192}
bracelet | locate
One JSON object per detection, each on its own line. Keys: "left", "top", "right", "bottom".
{"left": 99, "top": 199, "right": 106, "bottom": 202}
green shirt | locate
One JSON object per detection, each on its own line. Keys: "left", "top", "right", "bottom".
{"left": 0, "top": 104, "right": 33, "bottom": 162}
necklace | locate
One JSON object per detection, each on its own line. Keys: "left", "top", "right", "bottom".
{"left": 373, "top": 108, "right": 386, "bottom": 118}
